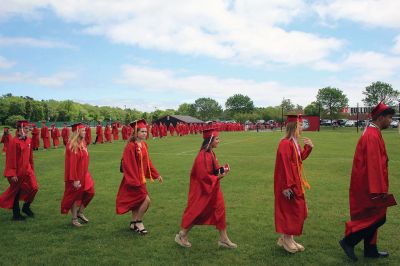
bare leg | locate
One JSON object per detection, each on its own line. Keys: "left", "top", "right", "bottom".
{"left": 129, "top": 209, "right": 138, "bottom": 230}
{"left": 219, "top": 229, "right": 236, "bottom": 244}
{"left": 71, "top": 202, "right": 81, "bottom": 227}
{"left": 71, "top": 202, "right": 78, "bottom": 219}
{"left": 134, "top": 196, "right": 150, "bottom": 231}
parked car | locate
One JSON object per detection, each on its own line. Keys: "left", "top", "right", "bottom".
{"left": 320, "top": 119, "right": 332, "bottom": 126}
{"left": 390, "top": 120, "right": 399, "bottom": 128}
{"left": 337, "top": 119, "right": 348, "bottom": 126}
{"left": 345, "top": 120, "right": 356, "bottom": 127}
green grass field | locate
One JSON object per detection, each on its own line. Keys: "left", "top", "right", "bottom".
{"left": 0, "top": 128, "right": 399, "bottom": 266}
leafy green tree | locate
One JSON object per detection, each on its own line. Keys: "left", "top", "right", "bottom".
{"left": 30, "top": 102, "right": 44, "bottom": 122}
{"left": 8, "top": 99, "right": 25, "bottom": 117}
{"left": 225, "top": 94, "right": 254, "bottom": 115}
{"left": 362, "top": 81, "right": 399, "bottom": 106}
{"left": 177, "top": 103, "right": 197, "bottom": 116}
{"left": 5, "top": 115, "right": 25, "bottom": 128}
{"left": 193, "top": 98, "right": 222, "bottom": 121}
{"left": 316, "top": 87, "right": 348, "bottom": 124}
{"left": 280, "top": 98, "right": 295, "bottom": 113}
{"left": 304, "top": 102, "right": 321, "bottom": 116}
{"left": 25, "top": 100, "right": 33, "bottom": 120}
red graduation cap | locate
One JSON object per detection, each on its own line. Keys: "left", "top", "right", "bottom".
{"left": 16, "top": 120, "right": 29, "bottom": 127}
{"left": 31, "top": 123, "right": 36, "bottom": 127}
{"left": 51, "top": 123, "right": 56, "bottom": 127}
{"left": 371, "top": 100, "right": 390, "bottom": 118}
{"left": 203, "top": 127, "right": 219, "bottom": 139}
{"left": 71, "top": 123, "right": 85, "bottom": 132}
{"left": 130, "top": 119, "right": 147, "bottom": 129}
{"left": 3, "top": 127, "right": 9, "bottom": 131}
{"left": 286, "top": 114, "right": 303, "bottom": 123}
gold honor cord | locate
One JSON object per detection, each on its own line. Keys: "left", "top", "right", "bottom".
{"left": 292, "top": 141, "right": 311, "bottom": 193}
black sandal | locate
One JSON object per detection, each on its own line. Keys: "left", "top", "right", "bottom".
{"left": 134, "top": 220, "right": 148, "bottom": 235}
{"left": 130, "top": 221, "right": 138, "bottom": 232}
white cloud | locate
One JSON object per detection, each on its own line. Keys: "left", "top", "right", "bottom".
{"left": 314, "top": 0, "right": 400, "bottom": 28}
{"left": 0, "top": 36, "right": 76, "bottom": 49}
{"left": 116, "top": 65, "right": 316, "bottom": 107}
{"left": 0, "top": 71, "right": 77, "bottom": 87}
{"left": 342, "top": 51, "right": 400, "bottom": 79}
{"left": 37, "top": 71, "right": 77, "bottom": 86}
{"left": 0, "top": 55, "right": 16, "bottom": 68}
{"left": 0, "top": 0, "right": 342, "bottom": 66}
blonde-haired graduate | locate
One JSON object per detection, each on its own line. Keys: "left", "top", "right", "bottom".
{"left": 116, "top": 119, "right": 163, "bottom": 235}
{"left": 274, "top": 115, "right": 314, "bottom": 253}
{"left": 61, "top": 123, "right": 95, "bottom": 227}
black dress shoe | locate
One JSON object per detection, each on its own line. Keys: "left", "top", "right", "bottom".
{"left": 364, "top": 251, "right": 389, "bottom": 258}
{"left": 339, "top": 239, "right": 358, "bottom": 261}
{"left": 22, "top": 204, "right": 35, "bottom": 217}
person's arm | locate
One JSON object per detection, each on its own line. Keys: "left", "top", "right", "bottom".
{"left": 4, "top": 138, "right": 17, "bottom": 178}
{"left": 277, "top": 141, "right": 297, "bottom": 196}
{"left": 301, "top": 138, "right": 313, "bottom": 160}
{"left": 366, "top": 134, "right": 388, "bottom": 195}
{"left": 194, "top": 150, "right": 220, "bottom": 195}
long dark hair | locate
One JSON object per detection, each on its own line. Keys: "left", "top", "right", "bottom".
{"left": 200, "top": 136, "right": 214, "bottom": 151}
{"left": 200, "top": 136, "right": 216, "bottom": 174}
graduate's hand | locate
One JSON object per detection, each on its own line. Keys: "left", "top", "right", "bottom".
{"left": 303, "top": 137, "right": 314, "bottom": 148}
{"left": 157, "top": 176, "right": 163, "bottom": 183}
{"left": 218, "top": 172, "right": 226, "bottom": 180}
{"left": 73, "top": 180, "right": 81, "bottom": 189}
{"left": 282, "top": 188, "right": 294, "bottom": 200}
{"left": 11, "top": 176, "right": 18, "bottom": 182}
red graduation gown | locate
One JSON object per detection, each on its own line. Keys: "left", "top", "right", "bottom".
{"left": 51, "top": 128, "right": 61, "bottom": 147}
{"left": 85, "top": 126, "right": 92, "bottom": 145}
{"left": 1, "top": 133, "right": 12, "bottom": 152}
{"left": 104, "top": 126, "right": 111, "bottom": 142}
{"left": 31, "top": 127, "right": 40, "bottom": 149}
{"left": 345, "top": 126, "right": 392, "bottom": 243}
{"left": 41, "top": 126, "right": 50, "bottom": 148}
{"left": 274, "top": 138, "right": 312, "bottom": 236}
{"left": 61, "top": 127, "right": 70, "bottom": 146}
{"left": 168, "top": 124, "right": 175, "bottom": 136}
{"left": 112, "top": 126, "right": 119, "bottom": 140}
{"left": 181, "top": 149, "right": 226, "bottom": 230}
{"left": 0, "top": 137, "right": 38, "bottom": 209}
{"left": 116, "top": 141, "right": 160, "bottom": 214}
{"left": 96, "top": 125, "right": 103, "bottom": 143}
{"left": 61, "top": 142, "right": 95, "bottom": 214}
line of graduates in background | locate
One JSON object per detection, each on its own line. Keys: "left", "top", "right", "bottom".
{"left": 1, "top": 120, "right": 244, "bottom": 152}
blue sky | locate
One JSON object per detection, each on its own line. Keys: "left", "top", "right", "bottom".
{"left": 0, "top": 0, "right": 400, "bottom": 111}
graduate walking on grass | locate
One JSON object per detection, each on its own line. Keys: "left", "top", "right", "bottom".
{"left": 61, "top": 123, "right": 95, "bottom": 227}
{"left": 0, "top": 121, "right": 38, "bottom": 220}
{"left": 274, "top": 114, "right": 313, "bottom": 253}
{"left": 61, "top": 122, "right": 70, "bottom": 146}
{"left": 339, "top": 102, "right": 397, "bottom": 262}
{"left": 31, "top": 123, "right": 40, "bottom": 151}
{"left": 51, "top": 124, "right": 61, "bottom": 148}
{"left": 93, "top": 121, "right": 103, "bottom": 144}
{"left": 175, "top": 127, "right": 237, "bottom": 249}
{"left": 1, "top": 127, "right": 12, "bottom": 154}
{"left": 40, "top": 121, "right": 50, "bottom": 150}
{"left": 85, "top": 124, "right": 92, "bottom": 146}
{"left": 116, "top": 119, "right": 163, "bottom": 235}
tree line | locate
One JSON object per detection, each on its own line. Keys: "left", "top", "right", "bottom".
{"left": 1, "top": 81, "right": 398, "bottom": 127}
